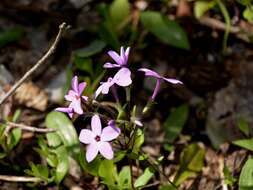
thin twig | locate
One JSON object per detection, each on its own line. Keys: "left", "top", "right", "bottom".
{"left": 1, "top": 120, "right": 56, "bottom": 133}
{"left": 0, "top": 22, "right": 69, "bottom": 106}
{"left": 0, "top": 175, "right": 42, "bottom": 182}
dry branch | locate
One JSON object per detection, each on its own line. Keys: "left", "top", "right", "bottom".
{"left": 0, "top": 22, "right": 69, "bottom": 106}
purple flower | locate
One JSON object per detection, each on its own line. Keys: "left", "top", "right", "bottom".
{"left": 79, "top": 115, "right": 121, "bottom": 162}
{"left": 95, "top": 68, "right": 132, "bottom": 98}
{"left": 103, "top": 47, "right": 130, "bottom": 68}
{"left": 138, "top": 68, "right": 183, "bottom": 100}
{"left": 56, "top": 76, "right": 88, "bottom": 118}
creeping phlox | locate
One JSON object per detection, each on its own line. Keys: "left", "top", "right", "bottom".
{"left": 56, "top": 46, "right": 182, "bottom": 162}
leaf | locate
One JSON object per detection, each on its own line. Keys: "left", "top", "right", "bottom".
{"left": 74, "top": 57, "right": 93, "bottom": 76}
{"left": 237, "top": 118, "right": 250, "bottom": 137}
{"left": 239, "top": 157, "right": 253, "bottom": 190}
{"left": 98, "top": 159, "right": 118, "bottom": 186}
{"left": 75, "top": 40, "right": 106, "bottom": 58}
{"left": 78, "top": 150, "right": 101, "bottom": 176}
{"left": 46, "top": 132, "right": 62, "bottom": 147}
{"left": 110, "top": 0, "right": 130, "bottom": 27}
{"left": 7, "top": 128, "right": 21, "bottom": 151}
{"left": 132, "top": 128, "right": 144, "bottom": 154}
{"left": 46, "top": 111, "right": 80, "bottom": 155}
{"left": 174, "top": 143, "right": 205, "bottom": 185}
{"left": 223, "top": 165, "right": 236, "bottom": 187}
{"left": 140, "top": 11, "right": 190, "bottom": 50}
{"left": 53, "top": 146, "right": 69, "bottom": 184}
{"left": 25, "top": 163, "right": 49, "bottom": 182}
{"left": 99, "top": 22, "right": 120, "bottom": 49}
{"left": 243, "top": 6, "right": 253, "bottom": 22}
{"left": 118, "top": 166, "right": 131, "bottom": 189}
{"left": 233, "top": 139, "right": 253, "bottom": 152}
{"left": 194, "top": 1, "right": 216, "bottom": 18}
{"left": 163, "top": 105, "right": 189, "bottom": 143}
{"left": 237, "top": 0, "right": 251, "bottom": 6}
{"left": 134, "top": 167, "right": 154, "bottom": 188}
{"left": 0, "top": 27, "right": 25, "bottom": 48}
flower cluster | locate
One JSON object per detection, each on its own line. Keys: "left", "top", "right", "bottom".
{"left": 56, "top": 46, "right": 182, "bottom": 162}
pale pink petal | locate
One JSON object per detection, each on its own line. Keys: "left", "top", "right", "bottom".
{"left": 68, "top": 112, "right": 74, "bottom": 118}
{"left": 101, "top": 80, "right": 114, "bottom": 94}
{"left": 79, "top": 129, "right": 95, "bottom": 144}
{"left": 108, "top": 50, "right": 123, "bottom": 65}
{"left": 120, "top": 46, "right": 124, "bottom": 61}
{"left": 71, "top": 76, "right": 79, "bottom": 93}
{"left": 103, "top": 62, "right": 121, "bottom": 68}
{"left": 101, "top": 126, "right": 120, "bottom": 141}
{"left": 55, "top": 107, "right": 73, "bottom": 113}
{"left": 91, "top": 115, "right": 102, "bottom": 136}
{"left": 124, "top": 47, "right": 130, "bottom": 63}
{"left": 163, "top": 77, "right": 183, "bottom": 84}
{"left": 86, "top": 143, "right": 99, "bottom": 162}
{"left": 134, "top": 120, "right": 143, "bottom": 127}
{"left": 98, "top": 142, "right": 113, "bottom": 160}
{"left": 113, "top": 68, "right": 132, "bottom": 87}
{"left": 138, "top": 68, "right": 161, "bottom": 79}
{"left": 64, "top": 90, "right": 76, "bottom": 101}
{"left": 95, "top": 85, "right": 103, "bottom": 99}
{"left": 69, "top": 100, "right": 83, "bottom": 114}
{"left": 78, "top": 82, "right": 86, "bottom": 95}
{"left": 82, "top": 96, "right": 88, "bottom": 101}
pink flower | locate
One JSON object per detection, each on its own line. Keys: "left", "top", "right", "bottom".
{"left": 103, "top": 46, "right": 130, "bottom": 68}
{"left": 79, "top": 115, "right": 121, "bottom": 162}
{"left": 56, "top": 76, "right": 88, "bottom": 118}
{"left": 138, "top": 68, "right": 183, "bottom": 100}
{"left": 95, "top": 68, "right": 132, "bottom": 98}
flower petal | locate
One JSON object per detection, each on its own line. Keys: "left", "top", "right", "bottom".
{"left": 103, "top": 62, "right": 121, "bottom": 68}
{"left": 86, "top": 143, "right": 99, "bottom": 162}
{"left": 91, "top": 115, "right": 102, "bottom": 136}
{"left": 71, "top": 76, "right": 79, "bottom": 93}
{"left": 69, "top": 100, "right": 83, "bottom": 114}
{"left": 78, "top": 82, "right": 86, "bottom": 95}
{"left": 95, "top": 84, "right": 103, "bottom": 99}
{"left": 163, "top": 77, "right": 183, "bottom": 84}
{"left": 79, "top": 129, "right": 95, "bottom": 144}
{"left": 124, "top": 47, "right": 130, "bottom": 63}
{"left": 108, "top": 50, "right": 123, "bottom": 65}
{"left": 82, "top": 96, "right": 88, "bottom": 101}
{"left": 98, "top": 142, "right": 113, "bottom": 160}
{"left": 113, "top": 68, "right": 132, "bottom": 87}
{"left": 64, "top": 90, "right": 76, "bottom": 101}
{"left": 101, "top": 126, "right": 120, "bottom": 141}
{"left": 138, "top": 68, "right": 161, "bottom": 78}
{"left": 55, "top": 107, "right": 73, "bottom": 113}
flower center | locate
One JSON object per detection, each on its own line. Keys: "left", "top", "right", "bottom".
{"left": 95, "top": 135, "right": 101, "bottom": 142}
{"left": 75, "top": 95, "right": 80, "bottom": 100}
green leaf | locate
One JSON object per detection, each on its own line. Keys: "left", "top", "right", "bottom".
{"left": 78, "top": 151, "right": 101, "bottom": 176}
{"left": 194, "top": 1, "right": 216, "bottom": 18}
{"left": 163, "top": 105, "right": 189, "bottom": 143}
{"left": 110, "top": 0, "right": 130, "bottom": 27}
{"left": 237, "top": 0, "right": 251, "bottom": 6}
{"left": 237, "top": 118, "right": 250, "bottom": 137}
{"left": 233, "top": 139, "right": 253, "bottom": 152}
{"left": 46, "top": 111, "right": 80, "bottom": 155}
{"left": 239, "top": 157, "right": 253, "bottom": 190}
{"left": 0, "top": 27, "right": 25, "bottom": 48}
{"left": 140, "top": 11, "right": 190, "bottom": 50}
{"left": 118, "top": 166, "right": 131, "bottom": 189}
{"left": 74, "top": 57, "right": 93, "bottom": 76}
{"left": 131, "top": 128, "right": 144, "bottom": 154}
{"left": 243, "top": 6, "right": 253, "bottom": 22}
{"left": 99, "top": 22, "right": 120, "bottom": 49}
{"left": 75, "top": 40, "right": 106, "bottom": 58}
{"left": 46, "top": 132, "right": 62, "bottom": 147}
{"left": 134, "top": 167, "right": 154, "bottom": 188}
{"left": 174, "top": 143, "right": 205, "bottom": 185}
{"left": 53, "top": 146, "right": 69, "bottom": 184}
{"left": 7, "top": 128, "right": 21, "bottom": 151}
{"left": 98, "top": 160, "right": 118, "bottom": 186}
{"left": 223, "top": 165, "right": 236, "bottom": 187}
{"left": 25, "top": 163, "right": 49, "bottom": 182}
